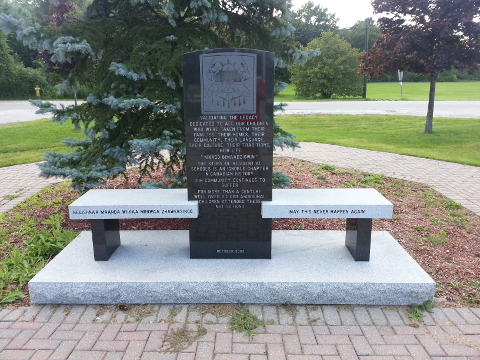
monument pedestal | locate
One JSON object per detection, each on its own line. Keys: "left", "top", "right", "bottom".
{"left": 189, "top": 205, "right": 272, "bottom": 258}
{"left": 183, "top": 49, "right": 275, "bottom": 259}
{"left": 29, "top": 230, "right": 435, "bottom": 305}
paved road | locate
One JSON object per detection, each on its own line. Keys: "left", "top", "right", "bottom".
{"left": 275, "top": 101, "right": 480, "bottom": 118}
{"left": 1, "top": 100, "right": 480, "bottom": 124}
{"left": 0, "top": 101, "right": 79, "bottom": 124}
{"left": 274, "top": 101, "right": 480, "bottom": 119}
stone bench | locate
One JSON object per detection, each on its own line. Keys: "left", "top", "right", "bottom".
{"left": 263, "top": 189, "right": 394, "bottom": 261}
{"left": 69, "top": 189, "right": 199, "bottom": 261}
{"left": 69, "top": 188, "right": 393, "bottom": 262}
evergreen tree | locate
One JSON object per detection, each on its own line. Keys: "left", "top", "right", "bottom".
{"left": 1, "top": 0, "right": 313, "bottom": 190}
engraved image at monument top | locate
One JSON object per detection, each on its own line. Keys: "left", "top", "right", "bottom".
{"left": 201, "top": 53, "right": 256, "bottom": 113}
{"left": 183, "top": 48, "right": 274, "bottom": 259}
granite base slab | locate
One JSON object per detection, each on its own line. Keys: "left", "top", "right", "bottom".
{"left": 29, "top": 230, "right": 435, "bottom": 305}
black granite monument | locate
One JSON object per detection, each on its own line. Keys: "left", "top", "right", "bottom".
{"left": 182, "top": 48, "right": 274, "bottom": 258}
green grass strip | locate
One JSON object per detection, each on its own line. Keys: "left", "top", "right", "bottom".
{"left": 276, "top": 114, "right": 480, "bottom": 166}
{"left": 367, "top": 81, "right": 480, "bottom": 101}
{"left": 0, "top": 118, "right": 81, "bottom": 167}
{"left": 276, "top": 81, "right": 480, "bottom": 101}
{"left": 2, "top": 114, "right": 480, "bottom": 168}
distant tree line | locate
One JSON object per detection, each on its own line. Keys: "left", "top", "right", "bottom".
{"left": 0, "top": 30, "right": 46, "bottom": 98}
{"left": 2, "top": 0, "right": 478, "bottom": 100}
{"left": 289, "top": 0, "right": 479, "bottom": 103}
{"left": 0, "top": 0, "right": 94, "bottom": 99}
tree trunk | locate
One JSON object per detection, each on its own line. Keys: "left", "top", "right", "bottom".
{"left": 73, "top": 86, "right": 78, "bottom": 106}
{"left": 424, "top": 72, "right": 438, "bottom": 133}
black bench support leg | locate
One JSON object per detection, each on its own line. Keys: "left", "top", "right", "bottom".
{"left": 91, "top": 219, "right": 120, "bottom": 261}
{"left": 345, "top": 218, "right": 372, "bottom": 261}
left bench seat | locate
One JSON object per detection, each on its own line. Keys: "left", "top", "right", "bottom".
{"left": 69, "top": 189, "right": 198, "bottom": 260}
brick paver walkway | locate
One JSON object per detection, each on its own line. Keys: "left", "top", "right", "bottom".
{"left": 1, "top": 304, "right": 480, "bottom": 359}
{"left": 1, "top": 145, "right": 479, "bottom": 359}
{"left": 276, "top": 142, "right": 480, "bottom": 216}
{"left": 0, "top": 163, "right": 61, "bottom": 213}
{"left": 2, "top": 143, "right": 480, "bottom": 215}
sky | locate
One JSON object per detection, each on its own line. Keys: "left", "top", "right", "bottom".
{"left": 291, "top": 0, "right": 378, "bottom": 28}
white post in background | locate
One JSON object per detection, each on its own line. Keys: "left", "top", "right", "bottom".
{"left": 398, "top": 70, "right": 404, "bottom": 99}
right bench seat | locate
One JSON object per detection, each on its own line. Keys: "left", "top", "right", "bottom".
{"left": 262, "top": 189, "right": 394, "bottom": 261}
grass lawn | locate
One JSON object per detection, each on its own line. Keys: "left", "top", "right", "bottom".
{"left": 276, "top": 114, "right": 480, "bottom": 166}
{"left": 276, "top": 81, "right": 480, "bottom": 101}
{"left": 367, "top": 82, "right": 480, "bottom": 101}
{"left": 0, "top": 118, "right": 80, "bottom": 167}
{"left": 2, "top": 114, "right": 479, "bottom": 169}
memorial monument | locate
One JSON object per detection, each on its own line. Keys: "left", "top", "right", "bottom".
{"left": 182, "top": 48, "right": 274, "bottom": 259}
{"left": 29, "top": 48, "right": 435, "bottom": 305}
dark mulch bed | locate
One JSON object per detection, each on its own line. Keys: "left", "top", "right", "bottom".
{"left": 4, "top": 157, "right": 478, "bottom": 307}
{"left": 59, "top": 157, "right": 480, "bottom": 307}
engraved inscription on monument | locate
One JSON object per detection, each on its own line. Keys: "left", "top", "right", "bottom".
{"left": 183, "top": 48, "right": 274, "bottom": 259}
{"left": 187, "top": 116, "right": 271, "bottom": 209}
